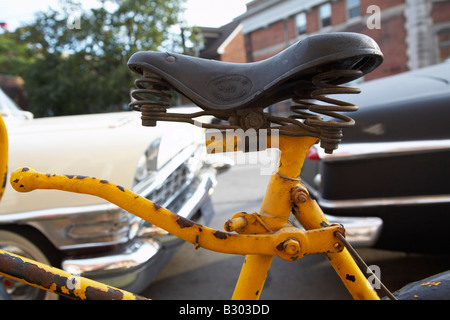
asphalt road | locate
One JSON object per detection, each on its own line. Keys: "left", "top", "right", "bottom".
{"left": 142, "top": 152, "right": 450, "bottom": 300}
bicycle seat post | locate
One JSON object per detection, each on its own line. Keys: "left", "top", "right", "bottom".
{"left": 232, "top": 135, "right": 318, "bottom": 300}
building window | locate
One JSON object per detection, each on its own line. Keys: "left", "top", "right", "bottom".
{"left": 438, "top": 28, "right": 450, "bottom": 62}
{"left": 347, "top": 0, "right": 361, "bottom": 19}
{"left": 319, "top": 3, "right": 332, "bottom": 28}
{"left": 296, "top": 12, "right": 307, "bottom": 34}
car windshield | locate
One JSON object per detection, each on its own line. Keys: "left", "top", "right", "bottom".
{"left": 0, "top": 88, "right": 28, "bottom": 119}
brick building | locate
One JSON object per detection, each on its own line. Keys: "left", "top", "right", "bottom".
{"left": 200, "top": 0, "right": 450, "bottom": 82}
{"left": 199, "top": 20, "right": 247, "bottom": 62}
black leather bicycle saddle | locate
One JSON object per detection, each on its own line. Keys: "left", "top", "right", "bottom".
{"left": 127, "top": 32, "right": 383, "bottom": 111}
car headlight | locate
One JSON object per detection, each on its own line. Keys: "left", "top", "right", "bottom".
{"left": 133, "top": 138, "right": 161, "bottom": 184}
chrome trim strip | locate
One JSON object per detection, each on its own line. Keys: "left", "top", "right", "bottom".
{"left": 0, "top": 203, "right": 118, "bottom": 224}
{"left": 319, "top": 139, "right": 450, "bottom": 161}
{"left": 303, "top": 181, "right": 450, "bottom": 209}
{"left": 61, "top": 238, "right": 165, "bottom": 292}
{"left": 324, "top": 214, "right": 383, "bottom": 247}
{"left": 177, "top": 170, "right": 216, "bottom": 219}
{"left": 318, "top": 194, "right": 450, "bottom": 209}
{"left": 62, "top": 238, "right": 161, "bottom": 275}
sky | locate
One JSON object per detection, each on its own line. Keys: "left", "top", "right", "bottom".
{"left": 0, "top": 0, "right": 251, "bottom": 31}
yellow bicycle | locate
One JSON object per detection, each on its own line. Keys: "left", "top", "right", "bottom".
{"left": 0, "top": 32, "right": 399, "bottom": 300}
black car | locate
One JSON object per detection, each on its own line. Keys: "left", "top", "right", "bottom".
{"left": 300, "top": 61, "right": 450, "bottom": 253}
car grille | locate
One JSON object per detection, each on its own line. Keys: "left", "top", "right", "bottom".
{"left": 146, "top": 162, "right": 191, "bottom": 208}
{"left": 132, "top": 144, "right": 203, "bottom": 212}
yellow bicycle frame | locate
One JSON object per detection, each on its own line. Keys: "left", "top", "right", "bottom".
{"left": 0, "top": 114, "right": 379, "bottom": 300}
{"left": 228, "top": 135, "right": 379, "bottom": 300}
{"left": 0, "top": 115, "right": 7, "bottom": 203}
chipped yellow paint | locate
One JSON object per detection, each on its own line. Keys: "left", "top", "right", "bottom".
{"left": 421, "top": 281, "right": 442, "bottom": 287}
{"left": 229, "top": 134, "right": 379, "bottom": 300}
{"left": 3, "top": 124, "right": 381, "bottom": 300}
{"left": 0, "top": 249, "right": 147, "bottom": 300}
{"left": 0, "top": 115, "right": 8, "bottom": 202}
{"left": 232, "top": 135, "right": 319, "bottom": 300}
{"left": 10, "top": 167, "right": 344, "bottom": 261}
{"left": 61, "top": 285, "right": 70, "bottom": 295}
{"left": 293, "top": 180, "right": 380, "bottom": 300}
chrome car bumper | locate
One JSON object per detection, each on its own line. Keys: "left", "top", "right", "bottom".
{"left": 324, "top": 214, "right": 383, "bottom": 247}
{"left": 61, "top": 169, "right": 217, "bottom": 294}
{"left": 302, "top": 180, "right": 383, "bottom": 248}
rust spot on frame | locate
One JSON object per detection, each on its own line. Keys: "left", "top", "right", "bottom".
{"left": 175, "top": 217, "right": 203, "bottom": 229}
{"left": 85, "top": 286, "right": 124, "bottom": 300}
{"left": 2, "top": 171, "right": 7, "bottom": 189}
{"left": 195, "top": 234, "right": 200, "bottom": 249}
{"left": 213, "top": 231, "right": 229, "bottom": 240}
{"left": 320, "top": 221, "right": 329, "bottom": 228}
{"left": 176, "top": 216, "right": 195, "bottom": 228}
{"left": 346, "top": 274, "right": 356, "bottom": 282}
{"left": 0, "top": 251, "right": 148, "bottom": 300}
{"left": 0, "top": 251, "right": 71, "bottom": 296}
{"left": 153, "top": 202, "right": 162, "bottom": 210}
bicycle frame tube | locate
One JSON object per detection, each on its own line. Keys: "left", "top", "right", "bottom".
{"left": 232, "top": 135, "right": 316, "bottom": 299}
{"left": 294, "top": 198, "right": 380, "bottom": 300}
{"left": 0, "top": 115, "right": 7, "bottom": 202}
{"left": 0, "top": 249, "right": 148, "bottom": 300}
{"left": 9, "top": 167, "right": 344, "bottom": 259}
{"left": 231, "top": 135, "right": 379, "bottom": 300}
{"left": 4, "top": 129, "right": 379, "bottom": 299}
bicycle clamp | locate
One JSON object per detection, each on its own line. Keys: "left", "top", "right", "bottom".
{"left": 272, "top": 225, "right": 345, "bottom": 261}
{"left": 225, "top": 212, "right": 345, "bottom": 261}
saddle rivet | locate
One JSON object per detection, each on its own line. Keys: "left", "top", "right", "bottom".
{"left": 166, "top": 55, "right": 176, "bottom": 63}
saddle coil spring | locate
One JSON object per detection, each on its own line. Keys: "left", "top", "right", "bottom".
{"left": 129, "top": 70, "right": 172, "bottom": 127}
{"left": 289, "top": 69, "right": 362, "bottom": 153}
{"left": 129, "top": 69, "right": 362, "bottom": 153}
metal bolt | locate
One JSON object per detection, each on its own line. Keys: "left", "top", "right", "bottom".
{"left": 292, "top": 187, "right": 309, "bottom": 205}
{"left": 333, "top": 242, "right": 343, "bottom": 251}
{"left": 283, "top": 238, "right": 300, "bottom": 255}
{"left": 240, "top": 110, "right": 267, "bottom": 130}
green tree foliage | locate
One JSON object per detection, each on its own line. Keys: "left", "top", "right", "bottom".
{"left": 0, "top": 0, "right": 199, "bottom": 117}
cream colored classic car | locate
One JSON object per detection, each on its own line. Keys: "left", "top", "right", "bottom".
{"left": 0, "top": 87, "right": 229, "bottom": 299}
